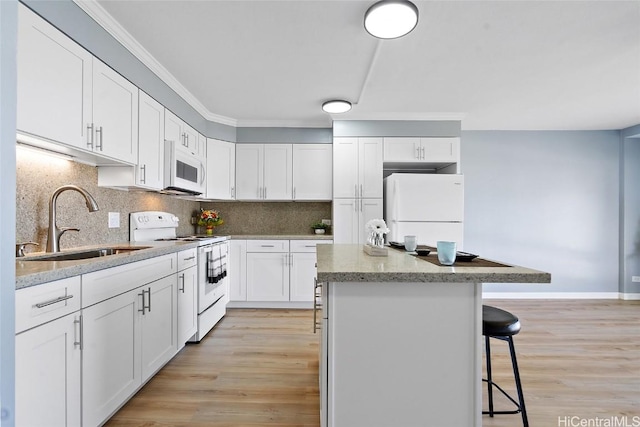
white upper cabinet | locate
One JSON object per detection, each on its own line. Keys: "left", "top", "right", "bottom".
{"left": 164, "top": 109, "right": 200, "bottom": 157}
{"left": 17, "top": 5, "right": 92, "bottom": 151}
{"left": 136, "top": 91, "right": 165, "bottom": 190}
{"left": 292, "top": 144, "right": 332, "bottom": 200}
{"left": 91, "top": 60, "right": 139, "bottom": 164}
{"left": 263, "top": 144, "right": 293, "bottom": 200}
{"left": 197, "top": 132, "right": 207, "bottom": 159}
{"left": 236, "top": 144, "right": 292, "bottom": 200}
{"left": 206, "top": 138, "right": 236, "bottom": 200}
{"left": 333, "top": 137, "right": 383, "bottom": 199}
{"left": 384, "top": 137, "right": 460, "bottom": 164}
{"left": 17, "top": 5, "right": 138, "bottom": 165}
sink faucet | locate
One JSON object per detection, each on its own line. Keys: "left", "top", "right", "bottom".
{"left": 46, "top": 185, "right": 100, "bottom": 253}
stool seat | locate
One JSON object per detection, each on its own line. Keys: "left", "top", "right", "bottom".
{"left": 483, "top": 305, "right": 521, "bottom": 337}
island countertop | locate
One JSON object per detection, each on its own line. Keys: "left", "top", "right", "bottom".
{"left": 316, "top": 244, "right": 551, "bottom": 283}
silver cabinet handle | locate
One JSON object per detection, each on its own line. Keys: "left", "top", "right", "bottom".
{"left": 146, "top": 287, "right": 151, "bottom": 313}
{"left": 416, "top": 144, "right": 420, "bottom": 159}
{"left": 264, "top": 187, "right": 267, "bottom": 199}
{"left": 95, "top": 126, "right": 103, "bottom": 151}
{"left": 179, "top": 273, "right": 185, "bottom": 293}
{"left": 74, "top": 316, "right": 83, "bottom": 350}
{"left": 313, "top": 278, "right": 323, "bottom": 333}
{"left": 421, "top": 146, "right": 425, "bottom": 160}
{"left": 140, "top": 164, "right": 146, "bottom": 183}
{"left": 34, "top": 294, "right": 73, "bottom": 309}
{"left": 231, "top": 186, "right": 235, "bottom": 198}
{"left": 355, "top": 184, "right": 358, "bottom": 198}
{"left": 87, "top": 123, "right": 94, "bottom": 149}
{"left": 293, "top": 187, "right": 296, "bottom": 199}
{"left": 138, "top": 288, "right": 151, "bottom": 314}
{"left": 360, "top": 184, "right": 363, "bottom": 197}
{"left": 290, "top": 253, "right": 293, "bottom": 266}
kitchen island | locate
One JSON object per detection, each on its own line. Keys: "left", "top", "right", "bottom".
{"left": 315, "top": 244, "right": 550, "bottom": 427}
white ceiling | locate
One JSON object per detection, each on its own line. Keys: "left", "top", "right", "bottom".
{"left": 89, "top": 0, "right": 640, "bottom": 130}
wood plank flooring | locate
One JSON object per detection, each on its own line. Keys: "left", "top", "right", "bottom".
{"left": 106, "top": 300, "right": 640, "bottom": 427}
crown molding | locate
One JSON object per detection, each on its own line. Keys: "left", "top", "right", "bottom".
{"left": 73, "top": 0, "right": 237, "bottom": 128}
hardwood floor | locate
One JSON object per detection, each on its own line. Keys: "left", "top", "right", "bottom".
{"left": 106, "top": 300, "right": 640, "bottom": 427}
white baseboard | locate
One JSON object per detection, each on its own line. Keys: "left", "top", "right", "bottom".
{"left": 482, "top": 292, "right": 623, "bottom": 299}
{"left": 227, "top": 301, "right": 313, "bottom": 309}
{"left": 620, "top": 293, "right": 640, "bottom": 300}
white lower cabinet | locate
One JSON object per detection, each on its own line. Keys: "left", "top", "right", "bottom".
{"left": 15, "top": 312, "right": 81, "bottom": 427}
{"left": 231, "top": 239, "right": 332, "bottom": 306}
{"left": 82, "top": 273, "right": 177, "bottom": 426}
{"left": 177, "top": 248, "right": 198, "bottom": 347}
{"left": 246, "top": 252, "right": 290, "bottom": 301}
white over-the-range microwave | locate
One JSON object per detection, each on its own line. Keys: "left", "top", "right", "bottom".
{"left": 163, "top": 140, "right": 206, "bottom": 195}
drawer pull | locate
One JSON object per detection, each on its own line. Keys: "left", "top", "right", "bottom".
{"left": 261, "top": 245, "right": 275, "bottom": 248}
{"left": 305, "top": 245, "right": 316, "bottom": 248}
{"left": 183, "top": 255, "right": 196, "bottom": 261}
{"left": 34, "top": 294, "right": 73, "bottom": 309}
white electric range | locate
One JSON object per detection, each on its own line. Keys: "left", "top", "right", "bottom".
{"left": 130, "top": 211, "right": 229, "bottom": 342}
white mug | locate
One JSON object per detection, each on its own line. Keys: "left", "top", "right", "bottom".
{"left": 404, "top": 235, "right": 417, "bottom": 252}
{"left": 437, "top": 241, "right": 456, "bottom": 265}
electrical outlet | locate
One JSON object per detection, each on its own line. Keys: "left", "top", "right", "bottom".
{"left": 108, "top": 212, "right": 120, "bottom": 228}
{"left": 321, "top": 219, "right": 331, "bottom": 226}
{"left": 632, "top": 276, "right": 640, "bottom": 283}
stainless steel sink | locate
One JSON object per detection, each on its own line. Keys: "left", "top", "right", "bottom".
{"left": 24, "top": 246, "right": 151, "bottom": 261}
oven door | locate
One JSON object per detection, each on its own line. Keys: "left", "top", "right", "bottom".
{"left": 164, "top": 141, "right": 205, "bottom": 195}
{"left": 198, "top": 242, "right": 227, "bottom": 313}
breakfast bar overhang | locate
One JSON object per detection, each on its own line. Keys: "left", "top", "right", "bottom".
{"left": 315, "top": 244, "right": 551, "bottom": 427}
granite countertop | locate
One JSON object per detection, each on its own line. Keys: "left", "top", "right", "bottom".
{"left": 316, "top": 244, "right": 551, "bottom": 284}
{"left": 230, "top": 234, "right": 333, "bottom": 240}
{"left": 15, "top": 240, "right": 213, "bottom": 290}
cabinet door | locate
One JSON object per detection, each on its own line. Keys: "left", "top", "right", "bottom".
{"left": 383, "top": 137, "right": 421, "bottom": 162}
{"left": 332, "top": 199, "right": 359, "bottom": 244}
{"left": 17, "top": 5, "right": 93, "bottom": 150}
{"left": 263, "top": 144, "right": 293, "bottom": 200}
{"left": 82, "top": 289, "right": 141, "bottom": 427}
{"left": 246, "top": 252, "right": 290, "bottom": 301}
{"left": 421, "top": 137, "right": 460, "bottom": 163}
{"left": 236, "top": 144, "right": 264, "bottom": 200}
{"left": 293, "top": 144, "right": 332, "bottom": 200}
{"left": 140, "top": 275, "right": 177, "bottom": 380}
{"left": 359, "top": 138, "right": 383, "bottom": 198}
{"left": 164, "top": 109, "right": 183, "bottom": 147}
{"left": 359, "top": 199, "right": 384, "bottom": 245}
{"left": 229, "top": 240, "right": 247, "bottom": 301}
{"left": 290, "top": 252, "right": 317, "bottom": 302}
{"left": 182, "top": 123, "right": 199, "bottom": 155}
{"left": 197, "top": 132, "right": 208, "bottom": 159}
{"left": 333, "top": 138, "right": 359, "bottom": 198}
{"left": 207, "top": 139, "right": 236, "bottom": 199}
{"left": 178, "top": 265, "right": 198, "bottom": 346}
{"left": 15, "top": 313, "right": 81, "bottom": 427}
{"left": 92, "top": 59, "right": 138, "bottom": 164}
{"left": 137, "top": 90, "right": 165, "bottom": 190}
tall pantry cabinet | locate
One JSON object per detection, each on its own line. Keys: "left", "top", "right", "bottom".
{"left": 332, "top": 138, "right": 383, "bottom": 244}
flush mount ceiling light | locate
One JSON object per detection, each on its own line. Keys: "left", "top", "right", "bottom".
{"left": 322, "top": 100, "right": 352, "bottom": 114}
{"left": 364, "top": 0, "right": 419, "bottom": 39}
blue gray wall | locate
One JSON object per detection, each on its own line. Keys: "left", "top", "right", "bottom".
{"left": 1, "top": 1, "right": 17, "bottom": 425}
{"left": 461, "top": 131, "right": 621, "bottom": 295}
{"left": 621, "top": 124, "right": 640, "bottom": 295}
{"left": 333, "top": 120, "right": 461, "bottom": 137}
{"left": 236, "top": 127, "right": 332, "bottom": 143}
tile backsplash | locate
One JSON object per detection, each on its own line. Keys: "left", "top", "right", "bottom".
{"left": 16, "top": 148, "right": 200, "bottom": 250}
{"left": 16, "top": 147, "right": 332, "bottom": 253}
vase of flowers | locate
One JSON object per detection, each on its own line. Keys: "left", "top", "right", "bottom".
{"left": 198, "top": 209, "right": 224, "bottom": 235}
{"left": 365, "top": 219, "right": 389, "bottom": 248}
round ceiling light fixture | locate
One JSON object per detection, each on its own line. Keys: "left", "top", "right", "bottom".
{"left": 322, "top": 100, "right": 352, "bottom": 114}
{"left": 364, "top": 0, "right": 419, "bottom": 39}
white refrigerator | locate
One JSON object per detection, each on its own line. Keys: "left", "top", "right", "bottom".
{"left": 384, "top": 173, "right": 464, "bottom": 247}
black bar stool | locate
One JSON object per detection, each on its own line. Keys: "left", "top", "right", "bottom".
{"left": 482, "top": 305, "right": 529, "bottom": 427}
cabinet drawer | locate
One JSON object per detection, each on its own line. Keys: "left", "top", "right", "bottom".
{"left": 82, "top": 253, "right": 177, "bottom": 308}
{"left": 290, "top": 240, "right": 333, "bottom": 253}
{"left": 16, "top": 276, "right": 81, "bottom": 334}
{"left": 246, "top": 240, "right": 290, "bottom": 252}
{"left": 177, "top": 248, "right": 197, "bottom": 271}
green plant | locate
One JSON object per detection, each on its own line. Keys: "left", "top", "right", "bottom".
{"left": 311, "top": 222, "right": 330, "bottom": 230}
